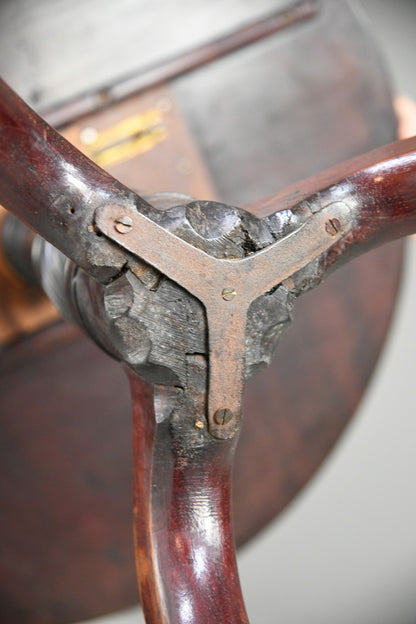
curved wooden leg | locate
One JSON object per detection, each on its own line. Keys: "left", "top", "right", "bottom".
{"left": 128, "top": 365, "right": 249, "bottom": 624}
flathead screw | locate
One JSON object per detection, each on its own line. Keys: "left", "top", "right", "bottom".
{"left": 222, "top": 286, "right": 236, "bottom": 301}
{"left": 325, "top": 218, "right": 341, "bottom": 236}
{"left": 213, "top": 408, "right": 233, "bottom": 426}
{"left": 114, "top": 215, "right": 133, "bottom": 234}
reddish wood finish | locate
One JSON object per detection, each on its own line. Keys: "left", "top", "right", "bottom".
{"left": 0, "top": 78, "right": 415, "bottom": 624}
{"left": 236, "top": 239, "right": 404, "bottom": 543}
{"left": 0, "top": 240, "right": 403, "bottom": 623}
{"left": 0, "top": 78, "right": 415, "bottom": 284}
{"left": 122, "top": 138, "right": 416, "bottom": 620}
{"left": 248, "top": 135, "right": 416, "bottom": 268}
{"left": 129, "top": 373, "right": 248, "bottom": 624}
{"left": 0, "top": 2, "right": 411, "bottom": 617}
{"left": 0, "top": 79, "right": 152, "bottom": 281}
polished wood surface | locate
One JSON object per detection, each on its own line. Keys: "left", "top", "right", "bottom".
{"left": 129, "top": 373, "right": 249, "bottom": 624}
{"left": 0, "top": 241, "right": 403, "bottom": 623}
{"left": 249, "top": 136, "right": 416, "bottom": 270}
{"left": 0, "top": 78, "right": 413, "bottom": 288}
{"left": 0, "top": 0, "right": 407, "bottom": 621}
{"left": 0, "top": 78, "right": 149, "bottom": 282}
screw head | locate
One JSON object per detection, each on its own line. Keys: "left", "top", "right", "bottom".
{"left": 114, "top": 215, "right": 133, "bottom": 234}
{"left": 213, "top": 408, "right": 233, "bottom": 426}
{"left": 325, "top": 218, "right": 341, "bottom": 236}
{"left": 221, "top": 286, "right": 236, "bottom": 301}
{"left": 194, "top": 420, "right": 205, "bottom": 431}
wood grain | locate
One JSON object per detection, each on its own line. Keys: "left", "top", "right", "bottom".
{"left": 129, "top": 371, "right": 249, "bottom": 624}
{"left": 0, "top": 241, "right": 403, "bottom": 623}
{"left": 0, "top": 0, "right": 406, "bottom": 621}
{"left": 0, "top": 0, "right": 300, "bottom": 113}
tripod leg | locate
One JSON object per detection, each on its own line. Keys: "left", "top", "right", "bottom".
{"left": 128, "top": 362, "right": 249, "bottom": 624}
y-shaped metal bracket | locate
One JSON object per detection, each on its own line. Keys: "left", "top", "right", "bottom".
{"left": 3, "top": 78, "right": 416, "bottom": 624}
{"left": 95, "top": 200, "right": 351, "bottom": 439}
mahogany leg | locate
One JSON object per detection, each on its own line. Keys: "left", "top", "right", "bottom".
{"left": 128, "top": 366, "right": 249, "bottom": 624}
{"left": 3, "top": 79, "right": 416, "bottom": 623}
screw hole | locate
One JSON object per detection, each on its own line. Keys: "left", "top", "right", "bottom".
{"left": 68, "top": 206, "right": 75, "bottom": 215}
{"left": 88, "top": 224, "right": 102, "bottom": 237}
